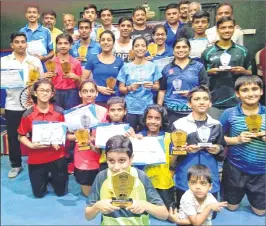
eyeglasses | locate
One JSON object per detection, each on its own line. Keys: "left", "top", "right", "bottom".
{"left": 36, "top": 89, "right": 52, "bottom": 94}
{"left": 154, "top": 33, "right": 166, "bottom": 37}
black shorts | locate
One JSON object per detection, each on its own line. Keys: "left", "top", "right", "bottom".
{"left": 74, "top": 167, "right": 99, "bottom": 186}
{"left": 28, "top": 157, "right": 68, "bottom": 198}
{"left": 156, "top": 187, "right": 175, "bottom": 209}
{"left": 221, "top": 160, "right": 265, "bottom": 210}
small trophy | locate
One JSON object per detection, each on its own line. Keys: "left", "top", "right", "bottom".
{"left": 45, "top": 60, "right": 56, "bottom": 77}
{"left": 197, "top": 125, "right": 212, "bottom": 148}
{"left": 111, "top": 171, "right": 135, "bottom": 208}
{"left": 61, "top": 61, "right": 71, "bottom": 77}
{"left": 97, "top": 27, "right": 105, "bottom": 40}
{"left": 27, "top": 67, "right": 40, "bottom": 86}
{"left": 245, "top": 114, "right": 262, "bottom": 135}
{"left": 75, "top": 114, "right": 91, "bottom": 151}
{"left": 78, "top": 46, "right": 88, "bottom": 62}
{"left": 172, "top": 79, "right": 182, "bottom": 94}
{"left": 219, "top": 52, "right": 231, "bottom": 70}
{"left": 148, "top": 43, "right": 158, "bottom": 57}
{"left": 128, "top": 49, "right": 135, "bottom": 61}
{"left": 171, "top": 130, "right": 187, "bottom": 155}
{"left": 106, "top": 77, "right": 116, "bottom": 90}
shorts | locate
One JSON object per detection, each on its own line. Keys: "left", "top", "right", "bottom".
{"left": 28, "top": 157, "right": 68, "bottom": 198}
{"left": 74, "top": 167, "right": 99, "bottom": 186}
{"left": 221, "top": 160, "right": 265, "bottom": 210}
{"left": 55, "top": 88, "right": 80, "bottom": 110}
{"left": 125, "top": 113, "right": 143, "bottom": 132}
{"left": 156, "top": 187, "right": 175, "bottom": 209}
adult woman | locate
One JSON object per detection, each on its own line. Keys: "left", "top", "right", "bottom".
{"left": 82, "top": 30, "right": 124, "bottom": 106}
{"left": 117, "top": 37, "right": 162, "bottom": 131}
{"left": 157, "top": 38, "right": 208, "bottom": 126}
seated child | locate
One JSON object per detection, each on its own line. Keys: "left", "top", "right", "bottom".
{"left": 85, "top": 135, "right": 169, "bottom": 225}
{"left": 169, "top": 164, "right": 227, "bottom": 226}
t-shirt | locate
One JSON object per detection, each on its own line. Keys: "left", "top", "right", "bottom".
{"left": 131, "top": 27, "right": 153, "bottom": 43}
{"left": 179, "top": 189, "right": 217, "bottom": 226}
{"left": 85, "top": 55, "right": 124, "bottom": 103}
{"left": 164, "top": 21, "right": 184, "bottom": 48}
{"left": 113, "top": 40, "right": 133, "bottom": 63}
{"left": 17, "top": 104, "right": 65, "bottom": 164}
{"left": 189, "top": 37, "right": 211, "bottom": 61}
{"left": 87, "top": 167, "right": 165, "bottom": 226}
{"left": 117, "top": 61, "right": 162, "bottom": 114}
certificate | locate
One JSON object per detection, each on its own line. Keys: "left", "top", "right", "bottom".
{"left": 64, "top": 104, "right": 98, "bottom": 131}
{"left": 153, "top": 56, "right": 174, "bottom": 72}
{"left": 32, "top": 121, "right": 67, "bottom": 145}
{"left": 95, "top": 123, "right": 130, "bottom": 148}
{"left": 1, "top": 69, "right": 24, "bottom": 89}
{"left": 130, "top": 136, "right": 166, "bottom": 165}
{"left": 27, "top": 39, "right": 47, "bottom": 56}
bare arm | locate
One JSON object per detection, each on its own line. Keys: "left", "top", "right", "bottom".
{"left": 18, "top": 135, "right": 49, "bottom": 149}
{"left": 81, "top": 69, "right": 92, "bottom": 81}
{"left": 157, "top": 90, "right": 166, "bottom": 105}
{"left": 145, "top": 202, "right": 169, "bottom": 220}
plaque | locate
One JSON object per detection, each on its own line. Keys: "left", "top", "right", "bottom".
{"left": 148, "top": 43, "right": 158, "bottom": 57}
{"left": 75, "top": 129, "right": 90, "bottom": 151}
{"left": 219, "top": 52, "right": 231, "bottom": 70}
{"left": 27, "top": 68, "right": 40, "bottom": 86}
{"left": 171, "top": 130, "right": 187, "bottom": 155}
{"left": 61, "top": 61, "right": 71, "bottom": 76}
{"left": 172, "top": 79, "right": 182, "bottom": 94}
{"left": 97, "top": 27, "right": 105, "bottom": 40}
{"left": 245, "top": 114, "right": 262, "bottom": 135}
{"left": 111, "top": 171, "right": 135, "bottom": 208}
{"left": 45, "top": 60, "right": 56, "bottom": 77}
{"left": 106, "top": 77, "right": 116, "bottom": 90}
{"left": 78, "top": 46, "right": 88, "bottom": 61}
{"left": 197, "top": 125, "right": 212, "bottom": 148}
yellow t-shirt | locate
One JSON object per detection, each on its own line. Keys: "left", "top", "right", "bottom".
{"left": 51, "top": 27, "right": 63, "bottom": 52}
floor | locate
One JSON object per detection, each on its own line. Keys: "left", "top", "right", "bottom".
{"left": 1, "top": 156, "right": 265, "bottom": 225}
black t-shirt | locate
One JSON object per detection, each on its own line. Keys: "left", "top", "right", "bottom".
{"left": 131, "top": 27, "right": 153, "bottom": 43}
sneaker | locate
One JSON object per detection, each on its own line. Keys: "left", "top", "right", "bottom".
{"left": 8, "top": 167, "right": 23, "bottom": 178}
{"left": 68, "top": 162, "right": 74, "bottom": 175}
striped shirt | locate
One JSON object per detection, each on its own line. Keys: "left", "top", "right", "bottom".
{"left": 220, "top": 104, "right": 266, "bottom": 175}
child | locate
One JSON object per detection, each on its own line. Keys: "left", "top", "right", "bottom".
{"left": 85, "top": 135, "right": 169, "bottom": 225}
{"left": 17, "top": 79, "right": 68, "bottom": 198}
{"left": 171, "top": 85, "right": 226, "bottom": 212}
{"left": 220, "top": 75, "right": 266, "bottom": 216}
{"left": 44, "top": 33, "right": 82, "bottom": 110}
{"left": 67, "top": 80, "right": 107, "bottom": 196}
{"left": 169, "top": 164, "right": 227, "bottom": 225}
{"left": 137, "top": 104, "right": 175, "bottom": 209}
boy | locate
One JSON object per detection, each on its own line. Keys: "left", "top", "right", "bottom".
{"left": 169, "top": 164, "right": 227, "bottom": 225}
{"left": 85, "top": 135, "right": 168, "bottom": 225}
{"left": 220, "top": 75, "right": 266, "bottom": 216}
{"left": 171, "top": 86, "right": 226, "bottom": 211}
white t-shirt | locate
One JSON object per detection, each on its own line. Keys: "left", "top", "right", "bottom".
{"left": 113, "top": 39, "right": 133, "bottom": 63}
{"left": 189, "top": 37, "right": 211, "bottom": 59}
{"left": 1, "top": 53, "right": 43, "bottom": 111}
{"left": 179, "top": 189, "right": 218, "bottom": 226}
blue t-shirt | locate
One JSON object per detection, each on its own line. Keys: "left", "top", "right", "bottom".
{"left": 85, "top": 55, "right": 124, "bottom": 103}
{"left": 117, "top": 61, "right": 162, "bottom": 114}
{"left": 220, "top": 104, "right": 266, "bottom": 175}
{"left": 164, "top": 22, "right": 184, "bottom": 48}
{"left": 70, "top": 39, "right": 101, "bottom": 67}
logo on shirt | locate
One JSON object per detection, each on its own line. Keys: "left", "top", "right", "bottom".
{"left": 168, "top": 69, "right": 174, "bottom": 75}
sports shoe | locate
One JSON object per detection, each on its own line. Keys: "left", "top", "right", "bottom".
{"left": 68, "top": 162, "right": 74, "bottom": 175}
{"left": 8, "top": 167, "right": 23, "bottom": 178}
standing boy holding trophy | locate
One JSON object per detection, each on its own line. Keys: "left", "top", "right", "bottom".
{"left": 220, "top": 75, "right": 265, "bottom": 216}
{"left": 85, "top": 135, "right": 168, "bottom": 225}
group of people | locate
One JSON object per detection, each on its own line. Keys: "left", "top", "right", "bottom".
{"left": 1, "top": 1, "right": 265, "bottom": 225}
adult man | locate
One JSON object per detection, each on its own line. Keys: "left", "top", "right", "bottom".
{"left": 42, "top": 10, "right": 63, "bottom": 52}
{"left": 70, "top": 19, "right": 101, "bottom": 68}
{"left": 206, "top": 3, "right": 244, "bottom": 45}
{"left": 201, "top": 17, "right": 251, "bottom": 113}
{"left": 20, "top": 4, "right": 54, "bottom": 62}
{"left": 179, "top": 0, "right": 191, "bottom": 23}
{"left": 63, "top": 14, "right": 79, "bottom": 41}
{"left": 131, "top": 6, "right": 153, "bottom": 43}
{"left": 1, "top": 32, "right": 43, "bottom": 178}
{"left": 99, "top": 8, "right": 119, "bottom": 39}
{"left": 164, "top": 3, "right": 183, "bottom": 47}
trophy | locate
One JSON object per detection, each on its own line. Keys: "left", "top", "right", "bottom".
{"left": 171, "top": 130, "right": 187, "bottom": 155}
{"left": 111, "top": 171, "right": 135, "bottom": 208}
{"left": 148, "top": 43, "right": 158, "bottom": 57}
{"left": 172, "top": 79, "right": 183, "bottom": 94}
{"left": 27, "top": 67, "right": 40, "bottom": 85}
{"left": 75, "top": 114, "right": 91, "bottom": 151}
{"left": 219, "top": 52, "right": 231, "bottom": 70}
{"left": 97, "top": 27, "right": 105, "bottom": 40}
{"left": 106, "top": 77, "right": 116, "bottom": 90}
{"left": 45, "top": 60, "right": 56, "bottom": 77}
{"left": 61, "top": 61, "right": 71, "bottom": 77}
{"left": 197, "top": 125, "right": 212, "bottom": 148}
{"left": 78, "top": 46, "right": 88, "bottom": 61}
{"left": 128, "top": 49, "right": 135, "bottom": 61}
{"left": 245, "top": 114, "right": 262, "bottom": 135}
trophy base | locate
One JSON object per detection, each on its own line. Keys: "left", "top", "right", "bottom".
{"left": 219, "top": 66, "right": 231, "bottom": 70}
{"left": 172, "top": 147, "right": 187, "bottom": 155}
{"left": 78, "top": 144, "right": 90, "bottom": 151}
{"left": 198, "top": 143, "right": 213, "bottom": 148}
{"left": 111, "top": 198, "right": 133, "bottom": 208}
{"left": 173, "top": 90, "right": 188, "bottom": 94}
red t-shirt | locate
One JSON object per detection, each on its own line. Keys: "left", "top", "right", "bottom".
{"left": 17, "top": 104, "right": 65, "bottom": 164}
{"left": 52, "top": 55, "right": 82, "bottom": 90}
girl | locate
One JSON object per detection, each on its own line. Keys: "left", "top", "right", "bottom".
{"left": 82, "top": 30, "right": 124, "bottom": 106}
{"left": 44, "top": 33, "right": 82, "bottom": 110}
{"left": 67, "top": 80, "right": 107, "bottom": 196}
{"left": 157, "top": 38, "right": 209, "bottom": 126}
{"left": 117, "top": 37, "right": 162, "bottom": 131}
{"left": 17, "top": 79, "right": 68, "bottom": 198}
{"left": 137, "top": 104, "right": 175, "bottom": 209}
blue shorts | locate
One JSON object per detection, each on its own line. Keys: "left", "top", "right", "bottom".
{"left": 55, "top": 88, "right": 80, "bottom": 110}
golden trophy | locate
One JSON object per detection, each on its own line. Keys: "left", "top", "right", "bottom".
{"left": 129, "top": 49, "right": 135, "bottom": 61}
{"left": 171, "top": 130, "right": 187, "bottom": 155}
{"left": 245, "top": 114, "right": 262, "bottom": 135}
{"left": 148, "top": 43, "right": 158, "bottom": 57}
{"left": 61, "top": 61, "right": 71, "bottom": 77}
{"left": 106, "top": 77, "right": 117, "bottom": 90}
{"left": 78, "top": 46, "right": 88, "bottom": 62}
{"left": 45, "top": 60, "right": 56, "bottom": 77}
{"left": 75, "top": 129, "right": 90, "bottom": 151}
{"left": 27, "top": 67, "right": 40, "bottom": 86}
{"left": 111, "top": 171, "right": 135, "bottom": 208}
{"left": 97, "top": 27, "right": 105, "bottom": 40}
